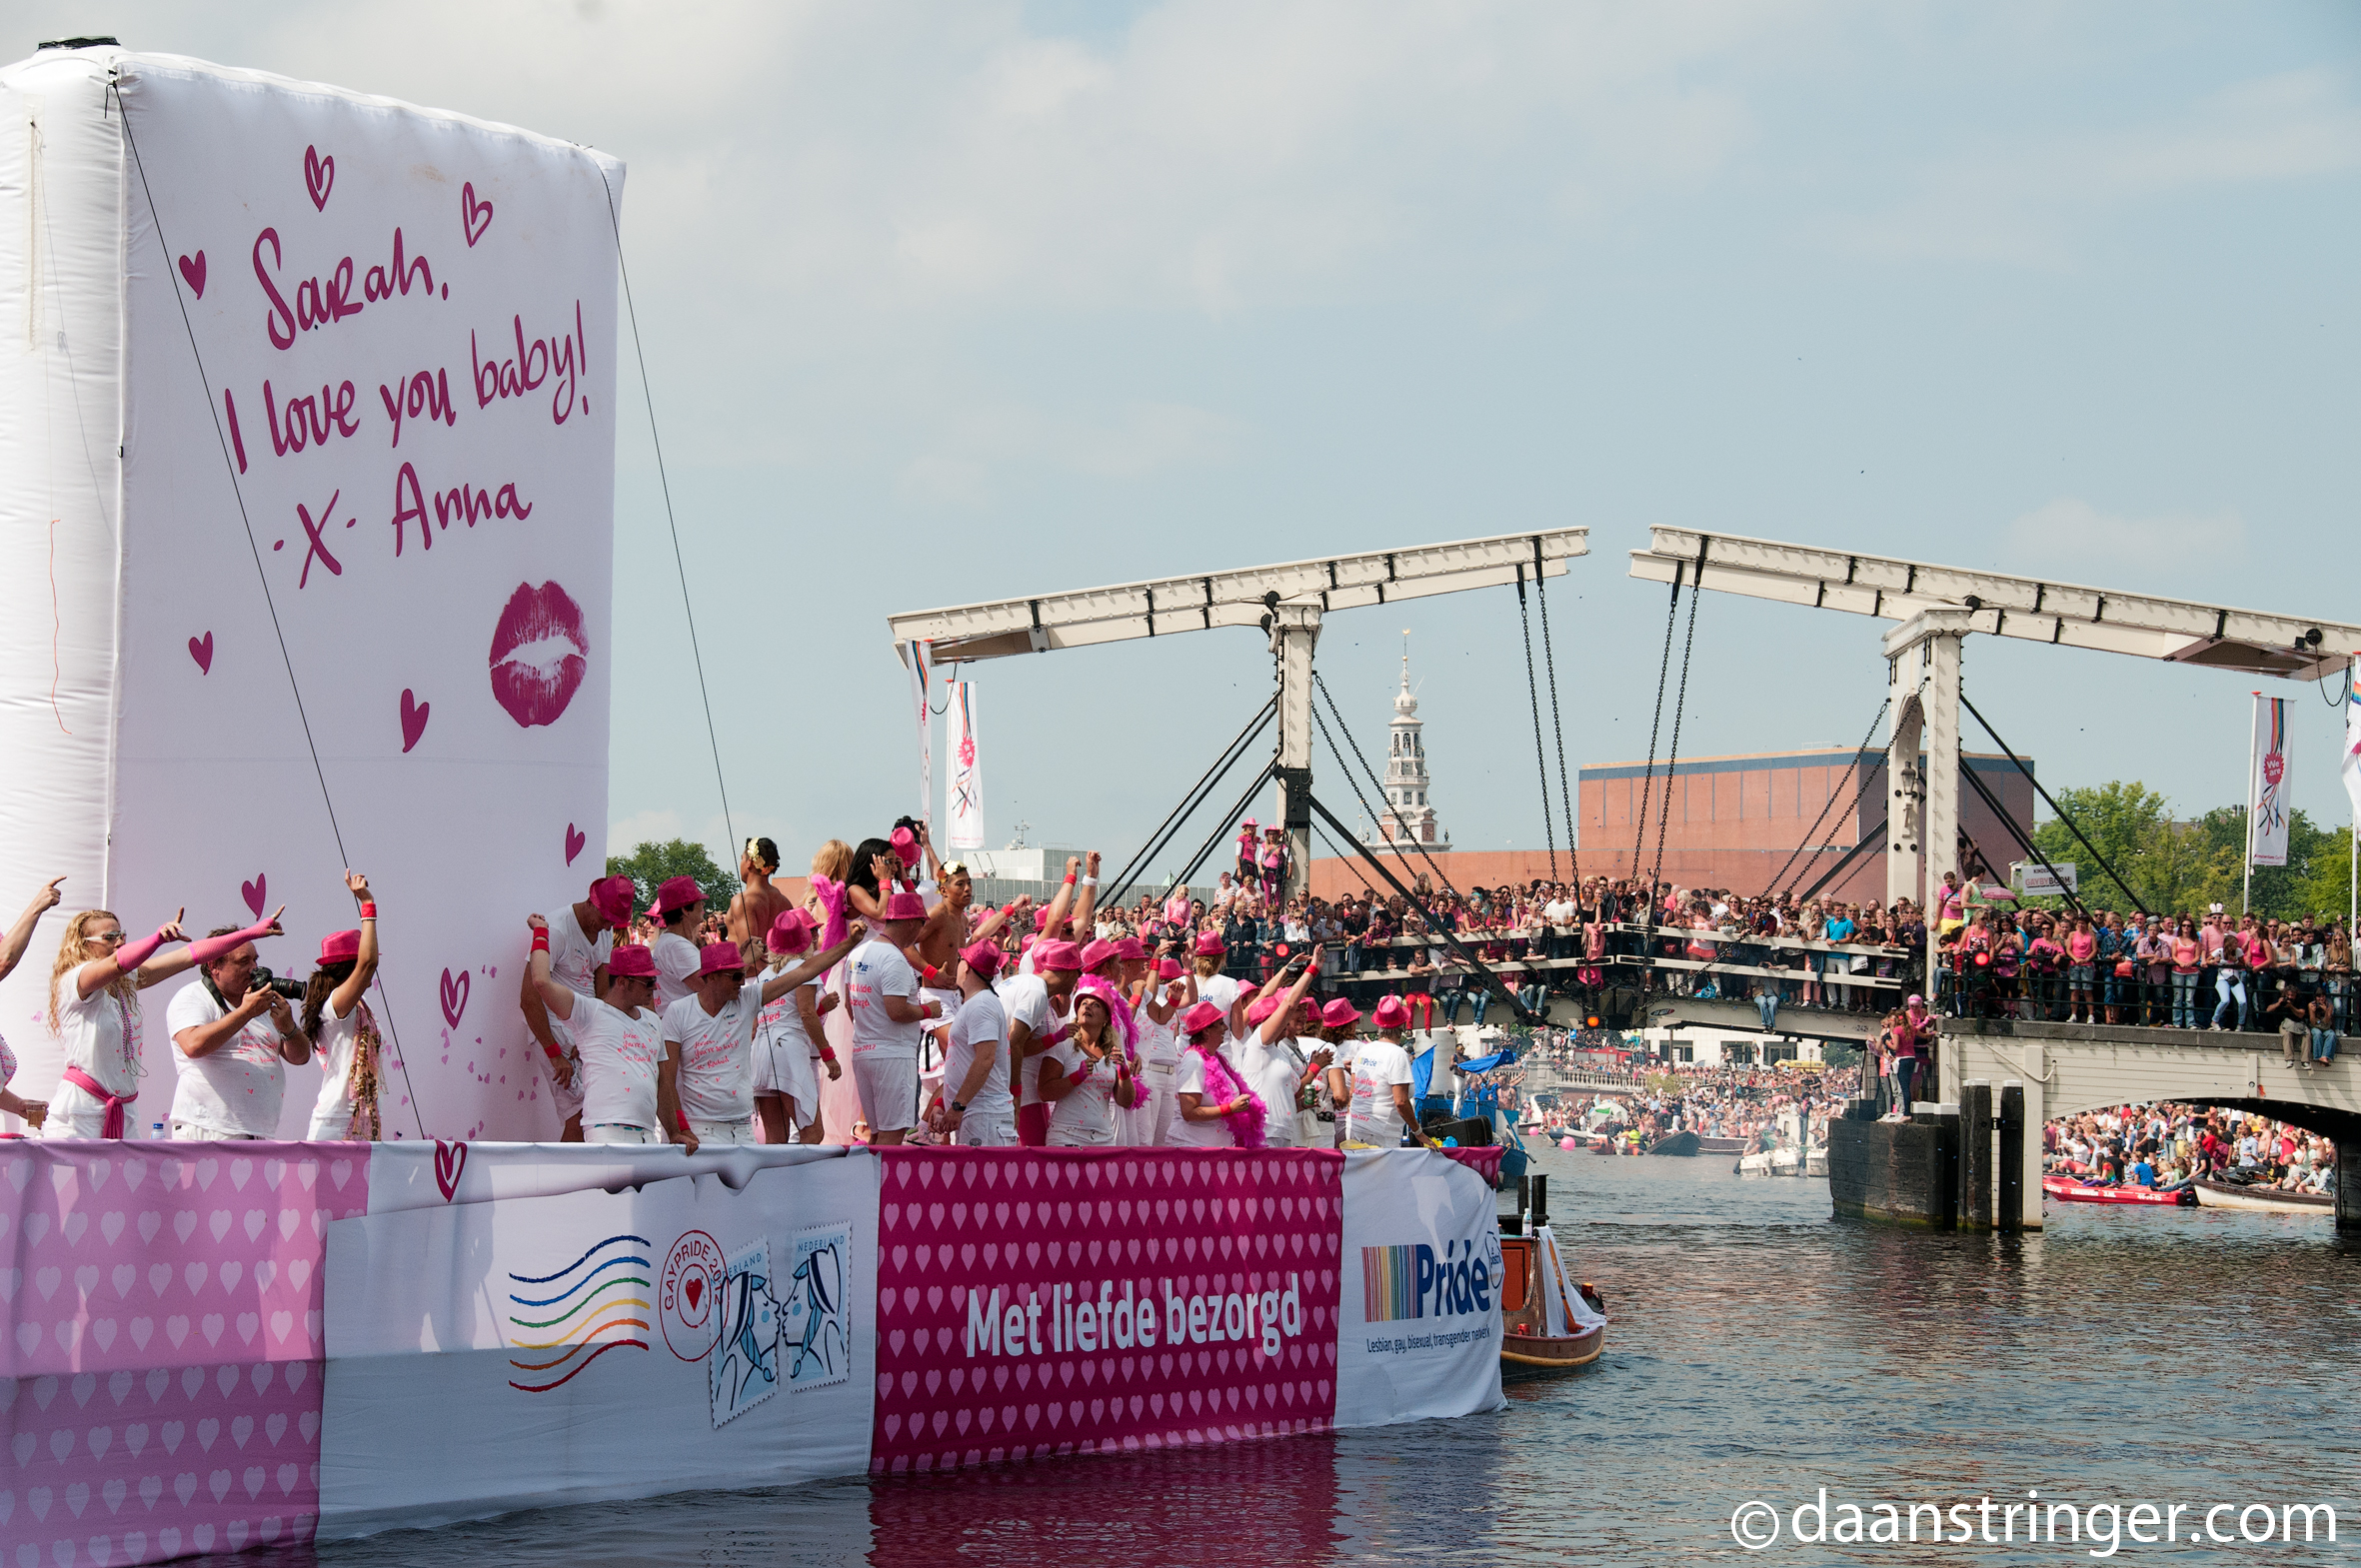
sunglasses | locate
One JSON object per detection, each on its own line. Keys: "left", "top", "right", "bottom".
{"left": 91, "top": 929, "right": 126, "bottom": 943}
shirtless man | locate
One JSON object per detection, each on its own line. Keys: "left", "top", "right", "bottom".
{"left": 727, "top": 837, "right": 793, "bottom": 966}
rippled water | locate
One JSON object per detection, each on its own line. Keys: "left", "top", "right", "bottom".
{"left": 219, "top": 1147, "right": 2361, "bottom": 1566}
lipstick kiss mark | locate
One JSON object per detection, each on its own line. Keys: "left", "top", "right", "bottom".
{"left": 303, "top": 145, "right": 334, "bottom": 211}
{"left": 178, "top": 252, "right": 206, "bottom": 297}
{"left": 399, "top": 690, "right": 430, "bottom": 754}
{"left": 489, "top": 582, "right": 587, "bottom": 730}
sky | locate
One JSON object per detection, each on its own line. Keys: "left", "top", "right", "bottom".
{"left": 13, "top": 1, "right": 2361, "bottom": 880}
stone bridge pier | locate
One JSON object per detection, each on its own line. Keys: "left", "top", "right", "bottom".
{"left": 1941, "top": 1017, "right": 2360, "bottom": 1231}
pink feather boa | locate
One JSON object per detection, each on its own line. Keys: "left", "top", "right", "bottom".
{"left": 1188, "top": 1040, "right": 1266, "bottom": 1149}
{"left": 810, "top": 875, "right": 851, "bottom": 949}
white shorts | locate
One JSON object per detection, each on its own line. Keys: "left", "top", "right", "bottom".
{"left": 171, "top": 1121, "right": 264, "bottom": 1141}
{"left": 756, "top": 1036, "right": 822, "bottom": 1119}
{"left": 923, "top": 986, "right": 962, "bottom": 1032}
{"left": 42, "top": 1079, "right": 125, "bottom": 1140}
{"left": 688, "top": 1117, "right": 757, "bottom": 1146}
{"left": 305, "top": 1109, "right": 365, "bottom": 1141}
{"left": 545, "top": 1017, "right": 586, "bottom": 1121}
{"left": 851, "top": 1053, "right": 920, "bottom": 1133}
{"left": 956, "top": 1115, "right": 1018, "bottom": 1147}
{"left": 587, "top": 1123, "right": 662, "bottom": 1145}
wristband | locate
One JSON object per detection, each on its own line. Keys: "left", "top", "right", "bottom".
{"left": 818, "top": 1046, "right": 837, "bottom": 1061}
{"left": 921, "top": 964, "right": 940, "bottom": 985}
{"left": 1064, "top": 873, "right": 1077, "bottom": 885}
{"left": 1082, "top": 876, "right": 1097, "bottom": 887}
{"left": 359, "top": 902, "right": 377, "bottom": 919}
{"left": 531, "top": 931, "right": 550, "bottom": 952}
{"left": 542, "top": 1043, "right": 563, "bottom": 1061}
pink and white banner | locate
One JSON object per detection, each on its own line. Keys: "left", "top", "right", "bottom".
{"left": 946, "top": 682, "right": 984, "bottom": 853}
{"left": 2250, "top": 695, "right": 2291, "bottom": 868}
{"left": 869, "top": 1148, "right": 1343, "bottom": 1474}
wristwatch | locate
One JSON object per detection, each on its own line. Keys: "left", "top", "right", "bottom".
{"left": 951, "top": 1099, "right": 967, "bottom": 1114}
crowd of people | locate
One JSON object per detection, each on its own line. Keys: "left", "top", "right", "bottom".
{"left": 2044, "top": 1101, "right": 2337, "bottom": 1197}
{"left": 1518, "top": 1062, "right": 1860, "bottom": 1157}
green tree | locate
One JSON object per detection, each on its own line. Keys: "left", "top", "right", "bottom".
{"left": 2194, "top": 805, "right": 2337, "bottom": 920}
{"left": 606, "top": 838, "right": 741, "bottom": 917}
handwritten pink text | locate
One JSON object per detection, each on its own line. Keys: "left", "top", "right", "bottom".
{"left": 388, "top": 462, "right": 535, "bottom": 558}
{"left": 379, "top": 367, "right": 460, "bottom": 449}
{"left": 255, "top": 226, "right": 439, "bottom": 351}
{"left": 472, "top": 302, "right": 589, "bottom": 426}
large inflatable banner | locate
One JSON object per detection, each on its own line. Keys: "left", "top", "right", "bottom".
{"left": 0, "top": 45, "right": 620, "bottom": 1141}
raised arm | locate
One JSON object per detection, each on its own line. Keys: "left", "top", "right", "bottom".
{"left": 1260, "top": 944, "right": 1324, "bottom": 1042}
{"left": 78, "top": 907, "right": 186, "bottom": 1000}
{"left": 0, "top": 877, "right": 65, "bottom": 983}
{"left": 329, "top": 871, "right": 381, "bottom": 1019}
{"left": 525, "top": 914, "right": 577, "bottom": 1020}
{"left": 970, "top": 895, "right": 1030, "bottom": 946}
{"left": 133, "top": 908, "right": 285, "bottom": 992}
{"left": 758, "top": 923, "right": 866, "bottom": 1005}
{"left": 1072, "top": 850, "right": 1101, "bottom": 939}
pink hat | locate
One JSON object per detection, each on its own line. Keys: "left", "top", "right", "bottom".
{"left": 1153, "top": 957, "right": 1183, "bottom": 980}
{"left": 319, "top": 928, "right": 362, "bottom": 964}
{"left": 768, "top": 908, "right": 817, "bottom": 954}
{"left": 1073, "top": 973, "right": 1138, "bottom": 1050}
{"left": 1180, "top": 1000, "right": 1225, "bottom": 1037}
{"left": 697, "top": 942, "right": 747, "bottom": 977}
{"left": 1192, "top": 931, "right": 1226, "bottom": 956}
{"left": 1245, "top": 995, "right": 1280, "bottom": 1025}
{"left": 891, "top": 825, "right": 920, "bottom": 866}
{"left": 1080, "top": 938, "right": 1120, "bottom": 972}
{"left": 608, "top": 944, "right": 658, "bottom": 979}
{"left": 654, "top": 875, "right": 705, "bottom": 916}
{"left": 1321, "top": 997, "right": 1362, "bottom": 1029}
{"left": 960, "top": 940, "right": 1004, "bottom": 980}
{"left": 1113, "top": 935, "right": 1148, "bottom": 962}
{"left": 1035, "top": 939, "right": 1084, "bottom": 972}
{"left": 1034, "top": 905, "right": 1057, "bottom": 931}
{"left": 1372, "top": 995, "right": 1410, "bottom": 1029}
{"left": 883, "top": 890, "right": 929, "bottom": 922}
{"left": 1242, "top": 817, "right": 1257, "bottom": 828}
{"left": 590, "top": 874, "right": 636, "bottom": 927}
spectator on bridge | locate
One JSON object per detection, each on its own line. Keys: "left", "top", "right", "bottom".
{"left": 2211, "top": 932, "right": 2250, "bottom": 1032}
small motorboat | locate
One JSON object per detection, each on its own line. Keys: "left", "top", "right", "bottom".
{"left": 1735, "top": 1147, "right": 1804, "bottom": 1177}
{"left": 1645, "top": 1131, "right": 1700, "bottom": 1157}
{"left": 2193, "top": 1178, "right": 2333, "bottom": 1215}
{"left": 1694, "top": 1136, "right": 1744, "bottom": 1155}
{"left": 2041, "top": 1174, "right": 2196, "bottom": 1207}
{"left": 1498, "top": 1230, "right": 1605, "bottom": 1377}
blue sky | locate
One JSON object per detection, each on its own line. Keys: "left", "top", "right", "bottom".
{"left": 18, "top": 2, "right": 2361, "bottom": 876}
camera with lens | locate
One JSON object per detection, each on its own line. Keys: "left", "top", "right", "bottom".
{"left": 250, "top": 966, "right": 307, "bottom": 1001}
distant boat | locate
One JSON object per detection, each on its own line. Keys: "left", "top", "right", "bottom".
{"left": 1645, "top": 1131, "right": 1700, "bottom": 1157}
{"left": 1695, "top": 1136, "right": 1744, "bottom": 1155}
{"left": 2041, "top": 1175, "right": 2196, "bottom": 1207}
{"left": 2193, "top": 1178, "right": 2332, "bottom": 1215}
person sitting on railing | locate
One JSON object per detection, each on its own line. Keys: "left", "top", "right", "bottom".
{"left": 1402, "top": 942, "right": 1437, "bottom": 1032}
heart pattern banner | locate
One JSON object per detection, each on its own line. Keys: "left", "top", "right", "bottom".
{"left": 868, "top": 1148, "right": 1344, "bottom": 1476}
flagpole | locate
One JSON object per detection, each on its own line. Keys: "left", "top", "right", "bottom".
{"left": 2244, "top": 691, "right": 2259, "bottom": 918}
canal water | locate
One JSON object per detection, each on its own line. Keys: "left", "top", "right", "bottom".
{"left": 235, "top": 1146, "right": 2359, "bottom": 1566}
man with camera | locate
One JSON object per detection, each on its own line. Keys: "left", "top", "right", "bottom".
{"left": 166, "top": 923, "right": 312, "bottom": 1139}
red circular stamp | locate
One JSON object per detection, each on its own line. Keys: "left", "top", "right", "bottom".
{"left": 659, "top": 1229, "right": 725, "bottom": 1361}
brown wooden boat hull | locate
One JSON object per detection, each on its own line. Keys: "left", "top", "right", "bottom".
{"left": 1502, "top": 1321, "right": 1605, "bottom": 1372}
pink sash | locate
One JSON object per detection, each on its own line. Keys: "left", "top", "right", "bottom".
{"left": 60, "top": 1065, "right": 134, "bottom": 1139}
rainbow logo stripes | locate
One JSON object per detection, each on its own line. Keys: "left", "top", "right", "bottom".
{"left": 506, "top": 1233, "right": 653, "bottom": 1392}
{"left": 1360, "top": 1239, "right": 1496, "bottom": 1323}
{"left": 1361, "top": 1245, "right": 1423, "bottom": 1322}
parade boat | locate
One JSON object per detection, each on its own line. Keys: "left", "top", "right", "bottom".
{"left": 1497, "top": 1231, "right": 1606, "bottom": 1376}
{"left": 1644, "top": 1130, "right": 1700, "bottom": 1157}
{"left": 2041, "top": 1174, "right": 2198, "bottom": 1207}
{"left": 2192, "top": 1177, "right": 2332, "bottom": 1215}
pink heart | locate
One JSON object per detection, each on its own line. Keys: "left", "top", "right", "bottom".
{"left": 462, "top": 182, "right": 494, "bottom": 247}
{"left": 241, "top": 874, "right": 267, "bottom": 919}
{"left": 188, "top": 632, "right": 213, "bottom": 674}
{"left": 399, "top": 689, "right": 429, "bottom": 754}
{"left": 178, "top": 252, "right": 206, "bottom": 298}
{"left": 565, "top": 823, "right": 587, "bottom": 865}
{"left": 303, "top": 145, "right": 334, "bottom": 211}
{"left": 440, "top": 967, "right": 469, "bottom": 1028}
{"left": 432, "top": 1141, "right": 467, "bottom": 1202}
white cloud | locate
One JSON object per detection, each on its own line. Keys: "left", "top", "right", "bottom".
{"left": 1826, "top": 68, "right": 2361, "bottom": 267}
{"left": 607, "top": 806, "right": 685, "bottom": 849}
{"left": 2000, "top": 498, "right": 2245, "bottom": 569}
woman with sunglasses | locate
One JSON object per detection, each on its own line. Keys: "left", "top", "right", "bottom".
{"left": 44, "top": 897, "right": 284, "bottom": 1139}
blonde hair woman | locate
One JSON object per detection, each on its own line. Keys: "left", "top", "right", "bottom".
{"left": 46, "top": 898, "right": 284, "bottom": 1139}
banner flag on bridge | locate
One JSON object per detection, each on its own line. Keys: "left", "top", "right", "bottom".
{"left": 905, "top": 639, "right": 935, "bottom": 833}
{"left": 2249, "top": 694, "right": 2291, "bottom": 868}
{"left": 947, "top": 681, "right": 984, "bottom": 850}
{"left": 2341, "top": 664, "right": 2361, "bottom": 827}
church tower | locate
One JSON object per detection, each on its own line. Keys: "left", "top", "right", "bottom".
{"left": 1368, "top": 639, "right": 1448, "bottom": 847}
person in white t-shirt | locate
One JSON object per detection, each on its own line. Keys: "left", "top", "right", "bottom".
{"left": 42, "top": 896, "right": 281, "bottom": 1140}
{"left": 1168, "top": 1000, "right": 1261, "bottom": 1149}
{"left": 526, "top": 926, "right": 681, "bottom": 1146}
{"left": 651, "top": 874, "right": 709, "bottom": 1008}
{"left": 1131, "top": 956, "right": 1192, "bottom": 1145}
{"left": 939, "top": 941, "right": 1016, "bottom": 1146}
{"left": 519, "top": 873, "right": 635, "bottom": 1141}
{"left": 1344, "top": 995, "right": 1420, "bottom": 1148}
{"left": 1235, "top": 944, "right": 1329, "bottom": 1148}
{"left": 1317, "top": 996, "right": 1363, "bottom": 1149}
{"left": 665, "top": 931, "right": 859, "bottom": 1146}
{"left": 1005, "top": 937, "right": 1084, "bottom": 1145}
{"left": 753, "top": 908, "right": 843, "bottom": 1143}
{"left": 301, "top": 870, "right": 384, "bottom": 1140}
{"left": 845, "top": 891, "right": 939, "bottom": 1143}
{"left": 1187, "top": 930, "right": 1243, "bottom": 1033}
{"left": 166, "top": 921, "right": 314, "bottom": 1139}
{"left": 1040, "top": 975, "right": 1142, "bottom": 1146}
